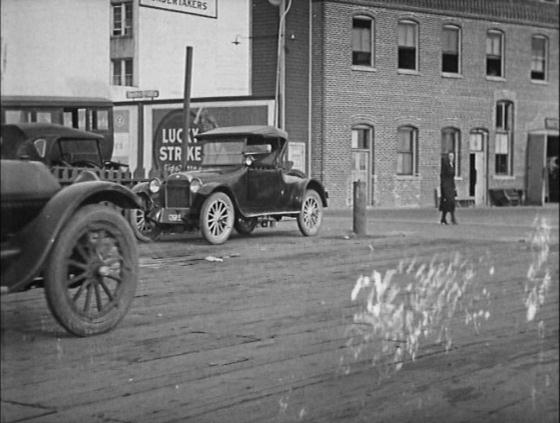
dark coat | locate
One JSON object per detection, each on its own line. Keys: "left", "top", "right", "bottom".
{"left": 440, "top": 157, "right": 456, "bottom": 212}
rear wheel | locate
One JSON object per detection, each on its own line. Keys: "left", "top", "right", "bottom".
{"left": 297, "top": 189, "right": 323, "bottom": 236}
{"left": 44, "top": 205, "right": 138, "bottom": 336}
{"left": 234, "top": 217, "right": 258, "bottom": 235}
{"left": 200, "top": 192, "right": 234, "bottom": 245}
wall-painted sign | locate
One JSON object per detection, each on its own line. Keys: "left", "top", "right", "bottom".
{"left": 152, "top": 104, "right": 269, "bottom": 175}
{"left": 140, "top": 0, "right": 217, "bottom": 18}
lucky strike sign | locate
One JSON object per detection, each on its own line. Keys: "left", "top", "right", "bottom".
{"left": 152, "top": 105, "right": 269, "bottom": 175}
{"left": 153, "top": 109, "right": 217, "bottom": 174}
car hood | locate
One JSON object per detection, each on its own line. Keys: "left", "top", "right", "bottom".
{"left": 177, "top": 166, "right": 244, "bottom": 183}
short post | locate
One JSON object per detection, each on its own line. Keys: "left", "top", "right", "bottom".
{"left": 353, "top": 180, "right": 367, "bottom": 236}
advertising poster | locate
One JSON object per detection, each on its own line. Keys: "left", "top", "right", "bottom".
{"left": 152, "top": 105, "right": 269, "bottom": 175}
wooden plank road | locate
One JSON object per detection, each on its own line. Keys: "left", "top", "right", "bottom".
{"left": 1, "top": 209, "right": 558, "bottom": 422}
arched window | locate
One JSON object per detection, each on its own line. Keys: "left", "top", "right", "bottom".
{"left": 352, "top": 16, "right": 375, "bottom": 67}
{"left": 486, "top": 29, "right": 504, "bottom": 77}
{"left": 442, "top": 25, "right": 461, "bottom": 74}
{"left": 531, "top": 35, "right": 548, "bottom": 81}
{"left": 397, "top": 126, "right": 418, "bottom": 175}
{"left": 398, "top": 20, "right": 418, "bottom": 71}
{"left": 441, "top": 127, "right": 461, "bottom": 176}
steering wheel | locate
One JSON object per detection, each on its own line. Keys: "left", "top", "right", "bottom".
{"left": 71, "top": 160, "right": 101, "bottom": 168}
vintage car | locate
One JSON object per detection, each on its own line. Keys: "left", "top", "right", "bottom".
{"left": 0, "top": 158, "right": 141, "bottom": 336}
{"left": 129, "top": 125, "right": 328, "bottom": 244}
{"left": 1, "top": 122, "right": 128, "bottom": 171}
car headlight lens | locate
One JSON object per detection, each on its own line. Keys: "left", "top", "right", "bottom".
{"left": 149, "top": 178, "right": 161, "bottom": 193}
{"left": 190, "top": 178, "right": 202, "bottom": 193}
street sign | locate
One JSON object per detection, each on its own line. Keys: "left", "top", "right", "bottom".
{"left": 126, "top": 90, "right": 159, "bottom": 99}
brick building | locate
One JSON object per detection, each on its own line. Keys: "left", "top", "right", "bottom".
{"left": 253, "top": 0, "right": 559, "bottom": 207}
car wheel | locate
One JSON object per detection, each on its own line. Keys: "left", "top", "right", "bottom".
{"left": 127, "top": 201, "right": 161, "bottom": 242}
{"left": 44, "top": 204, "right": 138, "bottom": 336}
{"left": 234, "top": 217, "right": 258, "bottom": 235}
{"left": 200, "top": 192, "right": 234, "bottom": 245}
{"left": 297, "top": 189, "right": 323, "bottom": 236}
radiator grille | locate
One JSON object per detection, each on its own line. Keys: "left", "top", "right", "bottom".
{"left": 164, "top": 180, "right": 190, "bottom": 208}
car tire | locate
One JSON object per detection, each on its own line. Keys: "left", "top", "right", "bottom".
{"left": 44, "top": 204, "right": 138, "bottom": 336}
{"left": 200, "top": 192, "right": 234, "bottom": 245}
{"left": 127, "top": 198, "right": 161, "bottom": 242}
{"left": 297, "top": 189, "right": 323, "bottom": 237}
{"left": 234, "top": 217, "right": 258, "bottom": 235}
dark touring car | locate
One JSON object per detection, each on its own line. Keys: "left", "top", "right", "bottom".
{"left": 129, "top": 125, "right": 328, "bottom": 244}
{"left": 0, "top": 154, "right": 141, "bottom": 336}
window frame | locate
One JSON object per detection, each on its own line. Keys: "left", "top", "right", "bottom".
{"left": 111, "top": 58, "right": 134, "bottom": 86}
{"left": 494, "top": 101, "right": 514, "bottom": 175}
{"left": 352, "top": 124, "right": 375, "bottom": 175}
{"left": 442, "top": 24, "right": 461, "bottom": 75}
{"left": 396, "top": 125, "right": 418, "bottom": 175}
{"left": 486, "top": 29, "right": 504, "bottom": 78}
{"left": 441, "top": 127, "right": 462, "bottom": 176}
{"left": 530, "top": 35, "right": 548, "bottom": 81}
{"left": 397, "top": 20, "right": 419, "bottom": 72}
{"left": 112, "top": 2, "right": 133, "bottom": 37}
{"left": 352, "top": 16, "right": 375, "bottom": 68}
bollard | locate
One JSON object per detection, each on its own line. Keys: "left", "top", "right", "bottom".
{"left": 353, "top": 180, "right": 367, "bottom": 236}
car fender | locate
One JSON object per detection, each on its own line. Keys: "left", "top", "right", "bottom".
{"left": 289, "top": 178, "right": 328, "bottom": 210}
{"left": 3, "top": 181, "right": 141, "bottom": 293}
{"left": 194, "top": 182, "right": 244, "bottom": 215}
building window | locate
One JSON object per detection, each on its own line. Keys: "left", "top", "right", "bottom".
{"left": 398, "top": 20, "right": 418, "bottom": 71}
{"left": 486, "top": 30, "right": 504, "bottom": 77}
{"left": 495, "top": 101, "right": 514, "bottom": 175}
{"left": 112, "top": 2, "right": 132, "bottom": 37}
{"left": 441, "top": 127, "right": 461, "bottom": 176}
{"left": 531, "top": 35, "right": 548, "bottom": 81}
{"left": 442, "top": 25, "right": 460, "bottom": 74}
{"left": 397, "top": 126, "right": 418, "bottom": 175}
{"left": 112, "top": 59, "right": 133, "bottom": 86}
{"left": 352, "top": 17, "right": 374, "bottom": 67}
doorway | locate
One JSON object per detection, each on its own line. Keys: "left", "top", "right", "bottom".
{"left": 468, "top": 130, "right": 488, "bottom": 206}
{"left": 546, "top": 135, "right": 559, "bottom": 202}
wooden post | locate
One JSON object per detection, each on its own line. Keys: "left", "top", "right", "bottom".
{"left": 182, "top": 46, "right": 193, "bottom": 172}
{"left": 353, "top": 180, "right": 367, "bottom": 236}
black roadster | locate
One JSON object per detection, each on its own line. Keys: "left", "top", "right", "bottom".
{"left": 0, "top": 158, "right": 141, "bottom": 336}
{"left": 130, "top": 125, "right": 328, "bottom": 244}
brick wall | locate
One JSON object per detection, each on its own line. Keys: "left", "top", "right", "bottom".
{"left": 309, "top": 0, "right": 559, "bottom": 208}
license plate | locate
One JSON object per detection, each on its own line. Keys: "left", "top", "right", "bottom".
{"left": 168, "top": 214, "right": 182, "bottom": 222}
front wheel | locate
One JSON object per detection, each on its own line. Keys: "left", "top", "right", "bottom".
{"left": 44, "top": 205, "right": 138, "bottom": 336}
{"left": 200, "top": 192, "right": 234, "bottom": 245}
{"left": 297, "top": 189, "right": 323, "bottom": 236}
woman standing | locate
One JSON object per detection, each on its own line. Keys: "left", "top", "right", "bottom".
{"left": 439, "top": 152, "right": 457, "bottom": 225}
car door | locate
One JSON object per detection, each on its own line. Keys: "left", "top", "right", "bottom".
{"left": 245, "top": 140, "right": 283, "bottom": 213}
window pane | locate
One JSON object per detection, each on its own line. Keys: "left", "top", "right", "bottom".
{"left": 487, "top": 58, "right": 502, "bottom": 77}
{"left": 398, "top": 130, "right": 412, "bottom": 152}
{"left": 113, "top": 5, "right": 122, "bottom": 36}
{"left": 96, "top": 110, "right": 109, "bottom": 130}
{"left": 353, "top": 18, "right": 372, "bottom": 66}
{"left": 397, "top": 153, "right": 412, "bottom": 174}
{"left": 495, "top": 154, "right": 508, "bottom": 174}
{"left": 486, "top": 33, "right": 501, "bottom": 55}
{"left": 495, "top": 133, "right": 509, "bottom": 154}
{"left": 398, "top": 23, "right": 416, "bottom": 47}
{"left": 442, "top": 53, "right": 459, "bottom": 73}
{"left": 125, "top": 59, "right": 133, "bottom": 86}
{"left": 398, "top": 48, "right": 416, "bottom": 70}
{"left": 443, "top": 27, "right": 458, "bottom": 53}
{"left": 531, "top": 36, "right": 546, "bottom": 80}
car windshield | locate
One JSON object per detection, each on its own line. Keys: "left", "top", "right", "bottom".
{"left": 57, "top": 139, "right": 102, "bottom": 165}
{"left": 201, "top": 139, "right": 245, "bottom": 166}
